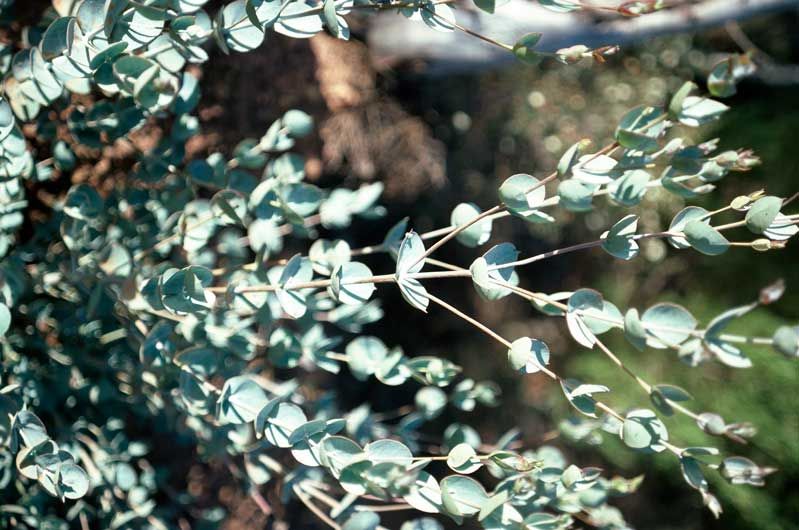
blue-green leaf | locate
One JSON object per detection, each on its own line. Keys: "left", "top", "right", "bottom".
{"left": 560, "top": 379, "right": 609, "bottom": 418}
{"left": 507, "top": 337, "right": 549, "bottom": 374}
{"left": 683, "top": 220, "right": 729, "bottom": 256}
{"left": 745, "top": 196, "right": 782, "bottom": 234}
{"left": 601, "top": 215, "right": 640, "bottom": 260}
{"left": 620, "top": 409, "right": 669, "bottom": 453}
{"left": 451, "top": 202, "right": 492, "bottom": 247}
{"left": 217, "top": 376, "right": 269, "bottom": 424}
{"left": 469, "top": 243, "right": 519, "bottom": 301}
{"left": 440, "top": 475, "right": 488, "bottom": 517}
{"left": 641, "top": 303, "right": 696, "bottom": 348}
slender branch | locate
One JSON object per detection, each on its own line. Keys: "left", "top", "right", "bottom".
{"left": 300, "top": 483, "right": 343, "bottom": 510}
{"left": 204, "top": 231, "right": 777, "bottom": 348}
{"left": 426, "top": 291, "right": 513, "bottom": 349}
{"left": 134, "top": 215, "right": 215, "bottom": 261}
{"left": 422, "top": 6, "right": 513, "bottom": 52}
{"left": 250, "top": 488, "right": 273, "bottom": 516}
{"left": 425, "top": 289, "right": 687, "bottom": 454}
{"left": 594, "top": 337, "right": 755, "bottom": 445}
{"left": 594, "top": 338, "right": 652, "bottom": 393}
{"left": 293, "top": 485, "right": 341, "bottom": 530}
{"left": 355, "top": 503, "right": 417, "bottom": 512}
{"left": 491, "top": 231, "right": 677, "bottom": 271}
{"left": 410, "top": 205, "right": 504, "bottom": 271}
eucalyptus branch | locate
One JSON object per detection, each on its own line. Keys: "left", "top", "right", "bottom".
{"left": 425, "top": 290, "right": 687, "bottom": 456}
{"left": 592, "top": 337, "right": 750, "bottom": 445}
{"left": 5, "top": 1, "right": 795, "bottom": 525}
{"left": 490, "top": 231, "right": 678, "bottom": 271}
{"left": 422, "top": 6, "right": 513, "bottom": 52}
{"left": 411, "top": 259, "right": 765, "bottom": 446}
{"left": 409, "top": 205, "right": 504, "bottom": 271}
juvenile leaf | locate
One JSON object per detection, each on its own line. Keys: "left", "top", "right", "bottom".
{"left": 507, "top": 337, "right": 550, "bottom": 374}
{"left": 415, "top": 386, "right": 447, "bottom": 419}
{"left": 447, "top": 443, "right": 482, "bottom": 474}
{"left": 667, "top": 206, "right": 710, "bottom": 249}
{"left": 624, "top": 308, "right": 647, "bottom": 351}
{"left": 697, "top": 412, "right": 727, "bottom": 436}
{"left": 398, "top": 277, "right": 429, "bottom": 313}
{"left": 440, "top": 475, "right": 488, "bottom": 517}
{"left": 58, "top": 462, "right": 90, "bottom": 500}
{"left": 477, "top": 489, "right": 510, "bottom": 521}
{"left": 708, "top": 55, "right": 755, "bottom": 98}
{"left": 561, "top": 464, "right": 601, "bottom": 491}
{"left": 469, "top": 243, "right": 519, "bottom": 300}
{"left": 375, "top": 348, "right": 410, "bottom": 386}
{"left": 763, "top": 214, "right": 799, "bottom": 241}
{"left": 558, "top": 179, "right": 594, "bottom": 211}
{"left": 331, "top": 262, "right": 376, "bottom": 306}
{"left": 683, "top": 220, "right": 729, "bottom": 256}
{"left": 342, "top": 512, "right": 380, "bottom": 530}
{"left": 745, "top": 196, "right": 782, "bottom": 234}
{"left": 614, "top": 106, "right": 664, "bottom": 153}
{"left": 513, "top": 33, "right": 542, "bottom": 64}
{"left": 217, "top": 376, "right": 269, "bottom": 424}
{"left": 601, "top": 214, "right": 640, "bottom": 260}
{"left": 211, "top": 189, "right": 247, "bottom": 226}
{"left": 383, "top": 218, "right": 409, "bottom": 258}
{"left": 474, "top": 0, "right": 498, "bottom": 14}
{"left": 620, "top": 409, "right": 669, "bottom": 453}
{"left": 404, "top": 472, "right": 444, "bottom": 514}
{"left": 310, "top": 239, "right": 351, "bottom": 276}
{"left": 654, "top": 384, "right": 692, "bottom": 402}
{"left": 450, "top": 203, "right": 492, "bottom": 247}
{"left": 609, "top": 169, "right": 650, "bottom": 207}
{"left": 560, "top": 379, "right": 609, "bottom": 418}
{"left": 322, "top": 0, "right": 339, "bottom": 38}
{"left": 773, "top": 326, "right": 799, "bottom": 358}
{"left": 365, "top": 439, "right": 413, "bottom": 466}
{"left": 641, "top": 303, "right": 697, "bottom": 348}
{"left": 40, "top": 17, "right": 75, "bottom": 61}
{"left": 319, "top": 436, "right": 363, "bottom": 478}
{"left": 681, "top": 456, "right": 708, "bottom": 492}
{"left": 676, "top": 96, "right": 729, "bottom": 127}
{"left": 346, "top": 337, "right": 388, "bottom": 381}
{"left": 0, "top": 303, "right": 10, "bottom": 337}
{"left": 275, "top": 1, "right": 323, "bottom": 39}
{"left": 557, "top": 140, "right": 588, "bottom": 176}
{"left": 498, "top": 173, "right": 547, "bottom": 219}
{"left": 248, "top": 218, "right": 283, "bottom": 255}
{"left": 706, "top": 339, "right": 752, "bottom": 368}
{"left": 651, "top": 384, "right": 692, "bottom": 416}
{"left": 704, "top": 303, "right": 757, "bottom": 339}
{"left": 396, "top": 231, "right": 426, "bottom": 277}
{"left": 261, "top": 402, "right": 307, "bottom": 447}
{"left": 282, "top": 109, "right": 314, "bottom": 137}
{"left": 276, "top": 254, "right": 314, "bottom": 318}
{"left": 571, "top": 154, "right": 617, "bottom": 185}
{"left": 566, "top": 289, "right": 604, "bottom": 348}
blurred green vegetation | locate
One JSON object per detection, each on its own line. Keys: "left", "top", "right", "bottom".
{"left": 388, "top": 15, "right": 799, "bottom": 530}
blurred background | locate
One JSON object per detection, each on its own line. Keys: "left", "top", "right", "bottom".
{"left": 141, "top": 2, "right": 799, "bottom": 528}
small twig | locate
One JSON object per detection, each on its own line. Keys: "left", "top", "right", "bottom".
{"left": 250, "top": 488, "right": 273, "bottom": 516}
{"left": 409, "top": 205, "right": 504, "bottom": 271}
{"left": 293, "top": 485, "right": 341, "bottom": 530}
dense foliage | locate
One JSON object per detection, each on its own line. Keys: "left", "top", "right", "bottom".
{"left": 0, "top": 1, "right": 796, "bottom": 529}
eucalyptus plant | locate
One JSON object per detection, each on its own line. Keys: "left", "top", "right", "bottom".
{"left": 0, "top": 1, "right": 797, "bottom": 529}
